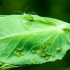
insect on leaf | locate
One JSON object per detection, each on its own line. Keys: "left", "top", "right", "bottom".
{"left": 0, "top": 13, "right": 70, "bottom": 69}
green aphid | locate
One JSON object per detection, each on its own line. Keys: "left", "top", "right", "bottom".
{"left": 35, "top": 51, "right": 40, "bottom": 54}
{"left": 51, "top": 53, "right": 55, "bottom": 58}
{"left": 42, "top": 44, "right": 46, "bottom": 49}
{"left": 45, "top": 52, "right": 51, "bottom": 56}
{"left": 56, "top": 47, "right": 62, "bottom": 52}
{"left": 45, "top": 56, "right": 49, "bottom": 60}
{"left": 24, "top": 14, "right": 34, "bottom": 21}
{"left": 31, "top": 50, "right": 36, "bottom": 54}
{"left": 14, "top": 52, "right": 21, "bottom": 57}
{"left": 43, "top": 49, "right": 47, "bottom": 52}
{"left": 32, "top": 61, "right": 36, "bottom": 64}
{"left": 40, "top": 49, "right": 46, "bottom": 54}
{"left": 20, "top": 52, "right": 24, "bottom": 56}
{"left": 48, "top": 42, "right": 52, "bottom": 45}
{"left": 41, "top": 49, "right": 46, "bottom": 53}
{"left": 0, "top": 62, "right": 6, "bottom": 67}
{"left": 1, "top": 63, "right": 8, "bottom": 68}
{"left": 40, "top": 53, "right": 46, "bottom": 57}
{"left": 0, "top": 62, "right": 14, "bottom": 69}
{"left": 17, "top": 48, "right": 22, "bottom": 51}
{"left": 39, "top": 49, "right": 43, "bottom": 54}
{"left": 67, "top": 39, "right": 70, "bottom": 43}
{"left": 41, "top": 45, "right": 47, "bottom": 52}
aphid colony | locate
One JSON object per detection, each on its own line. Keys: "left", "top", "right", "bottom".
{"left": 14, "top": 48, "right": 24, "bottom": 57}
{"left": 31, "top": 45, "right": 62, "bottom": 62}
{"left": 31, "top": 45, "right": 51, "bottom": 61}
{"left": 13, "top": 44, "right": 62, "bottom": 64}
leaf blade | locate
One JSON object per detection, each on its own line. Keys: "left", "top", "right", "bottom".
{"left": 0, "top": 14, "right": 70, "bottom": 69}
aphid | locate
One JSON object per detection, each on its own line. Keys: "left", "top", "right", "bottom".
{"left": 56, "top": 47, "right": 62, "bottom": 52}
{"left": 48, "top": 42, "right": 52, "bottom": 45}
{"left": 43, "top": 49, "right": 47, "bottom": 52}
{"left": 39, "top": 49, "right": 46, "bottom": 55}
{"left": 0, "top": 62, "right": 14, "bottom": 69}
{"left": 32, "top": 61, "right": 36, "bottom": 64}
{"left": 1, "top": 63, "right": 6, "bottom": 68}
{"left": 24, "top": 14, "right": 34, "bottom": 21}
{"left": 42, "top": 44, "right": 46, "bottom": 49}
{"left": 41, "top": 45, "right": 47, "bottom": 52}
{"left": 20, "top": 52, "right": 24, "bottom": 56}
{"left": 40, "top": 53, "right": 46, "bottom": 57}
{"left": 35, "top": 51, "right": 40, "bottom": 54}
{"left": 45, "top": 56, "right": 49, "bottom": 60}
{"left": 51, "top": 53, "right": 55, "bottom": 58}
{"left": 45, "top": 52, "right": 51, "bottom": 56}
{"left": 39, "top": 49, "right": 43, "bottom": 54}
{"left": 67, "top": 39, "right": 70, "bottom": 43}
{"left": 17, "top": 48, "right": 22, "bottom": 51}
{"left": 31, "top": 50, "right": 36, "bottom": 54}
{"left": 14, "top": 52, "right": 21, "bottom": 57}
{"left": 0, "top": 62, "right": 6, "bottom": 68}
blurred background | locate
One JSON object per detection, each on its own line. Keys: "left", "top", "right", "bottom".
{"left": 0, "top": 0, "right": 70, "bottom": 70}
{"left": 0, "top": 0, "right": 70, "bottom": 23}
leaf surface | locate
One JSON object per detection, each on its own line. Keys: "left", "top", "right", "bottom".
{"left": 0, "top": 14, "right": 70, "bottom": 68}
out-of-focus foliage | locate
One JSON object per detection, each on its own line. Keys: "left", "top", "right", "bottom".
{"left": 0, "top": 0, "right": 70, "bottom": 70}
{"left": 0, "top": 0, "right": 70, "bottom": 22}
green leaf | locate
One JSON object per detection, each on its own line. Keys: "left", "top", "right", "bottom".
{"left": 0, "top": 13, "right": 70, "bottom": 69}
